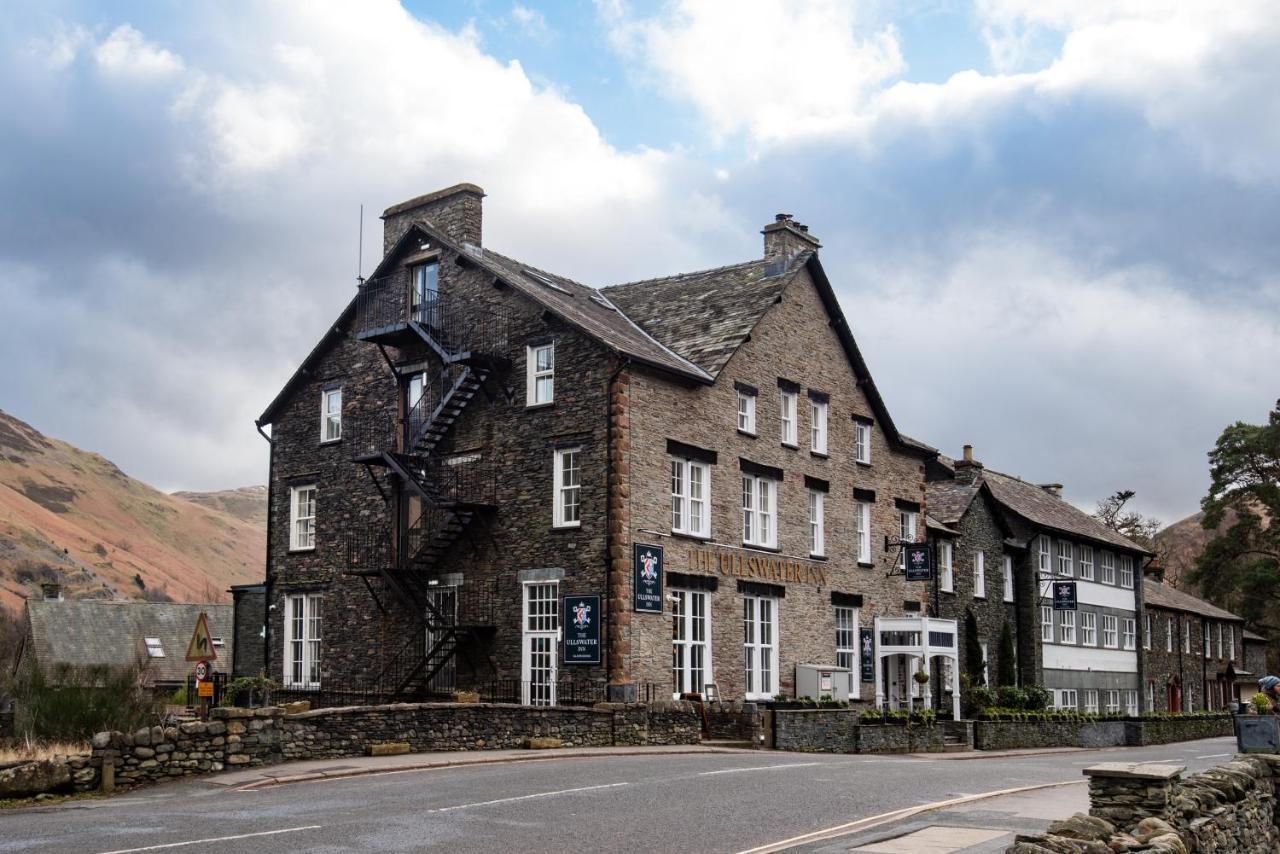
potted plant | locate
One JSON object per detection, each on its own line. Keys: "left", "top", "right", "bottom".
{"left": 913, "top": 670, "right": 930, "bottom": 685}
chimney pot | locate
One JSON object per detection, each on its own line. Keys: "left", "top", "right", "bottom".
{"left": 953, "top": 445, "right": 984, "bottom": 484}
{"left": 963, "top": 444, "right": 973, "bottom": 462}
{"left": 762, "top": 214, "right": 820, "bottom": 261}
{"left": 1039, "top": 483, "right": 1064, "bottom": 498}
{"left": 40, "top": 583, "right": 62, "bottom": 601}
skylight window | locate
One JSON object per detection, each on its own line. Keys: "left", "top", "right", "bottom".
{"left": 144, "top": 637, "right": 164, "bottom": 658}
{"left": 523, "top": 268, "right": 571, "bottom": 295}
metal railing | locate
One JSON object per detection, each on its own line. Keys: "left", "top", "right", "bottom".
{"left": 353, "top": 277, "right": 514, "bottom": 361}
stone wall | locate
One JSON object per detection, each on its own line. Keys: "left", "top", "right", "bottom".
{"left": 72, "top": 701, "right": 698, "bottom": 793}
{"left": 974, "top": 715, "right": 1233, "bottom": 751}
{"left": 772, "top": 709, "right": 949, "bottom": 753}
{"left": 1009, "top": 754, "right": 1280, "bottom": 854}
{"left": 1126, "top": 715, "right": 1234, "bottom": 746}
{"left": 706, "top": 701, "right": 761, "bottom": 742}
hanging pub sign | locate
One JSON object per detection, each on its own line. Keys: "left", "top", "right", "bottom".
{"left": 859, "top": 628, "right": 875, "bottom": 683}
{"left": 563, "top": 593, "right": 601, "bottom": 665}
{"left": 1053, "top": 581, "right": 1078, "bottom": 611}
{"left": 905, "top": 544, "right": 932, "bottom": 581}
{"left": 633, "top": 543, "right": 664, "bottom": 614}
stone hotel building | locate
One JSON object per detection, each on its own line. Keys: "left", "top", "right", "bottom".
{"left": 256, "top": 182, "right": 1150, "bottom": 711}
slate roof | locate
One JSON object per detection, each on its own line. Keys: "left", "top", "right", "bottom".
{"left": 600, "top": 256, "right": 806, "bottom": 377}
{"left": 925, "top": 514, "right": 961, "bottom": 536}
{"left": 23, "top": 601, "right": 233, "bottom": 686}
{"left": 926, "top": 480, "right": 981, "bottom": 525}
{"left": 981, "top": 469, "right": 1151, "bottom": 554}
{"left": 1244, "top": 629, "right": 1269, "bottom": 642}
{"left": 1142, "top": 580, "right": 1242, "bottom": 622}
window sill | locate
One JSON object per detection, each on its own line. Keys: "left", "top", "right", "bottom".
{"left": 941, "top": 588, "right": 955, "bottom": 595}
{"left": 737, "top": 429, "right": 757, "bottom": 438}
{"left": 320, "top": 438, "right": 343, "bottom": 445}
{"left": 526, "top": 402, "right": 556, "bottom": 411}
{"left": 670, "top": 531, "right": 712, "bottom": 543}
{"left": 741, "top": 542, "right": 781, "bottom": 554}
{"left": 855, "top": 460, "right": 872, "bottom": 468}
{"left": 288, "top": 547, "right": 316, "bottom": 554}
{"left": 857, "top": 561, "right": 875, "bottom": 569}
{"left": 809, "top": 554, "right": 828, "bottom": 562}
{"left": 810, "top": 451, "right": 828, "bottom": 459}
{"left": 974, "top": 595, "right": 987, "bottom": 600}
{"left": 781, "top": 442, "right": 799, "bottom": 450}
{"left": 551, "top": 523, "right": 581, "bottom": 532}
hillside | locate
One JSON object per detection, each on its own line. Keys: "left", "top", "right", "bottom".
{"left": 0, "top": 409, "right": 265, "bottom": 612}
{"left": 172, "top": 486, "right": 267, "bottom": 527}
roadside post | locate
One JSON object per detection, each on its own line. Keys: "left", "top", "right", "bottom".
{"left": 185, "top": 611, "right": 217, "bottom": 721}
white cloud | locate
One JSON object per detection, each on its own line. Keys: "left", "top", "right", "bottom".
{"left": 93, "top": 24, "right": 183, "bottom": 77}
{"left": 509, "top": 4, "right": 551, "bottom": 41}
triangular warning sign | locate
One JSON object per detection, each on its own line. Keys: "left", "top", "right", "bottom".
{"left": 185, "top": 611, "right": 217, "bottom": 662}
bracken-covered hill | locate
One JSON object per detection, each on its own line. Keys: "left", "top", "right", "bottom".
{"left": 0, "top": 409, "right": 265, "bottom": 611}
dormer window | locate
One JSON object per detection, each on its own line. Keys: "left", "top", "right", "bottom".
{"left": 411, "top": 261, "right": 439, "bottom": 325}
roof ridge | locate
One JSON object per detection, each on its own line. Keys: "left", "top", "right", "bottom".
{"left": 602, "top": 257, "right": 771, "bottom": 291}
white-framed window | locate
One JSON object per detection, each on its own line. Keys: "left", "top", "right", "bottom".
{"left": 289, "top": 485, "right": 317, "bottom": 551}
{"left": 743, "top": 595, "right": 779, "bottom": 699}
{"left": 855, "top": 501, "right": 872, "bottom": 563}
{"left": 320, "top": 387, "right": 342, "bottom": 442}
{"left": 1079, "top": 545, "right": 1094, "bottom": 580}
{"left": 980, "top": 641, "right": 989, "bottom": 687}
{"left": 1229, "top": 626, "right": 1236, "bottom": 660}
{"left": 411, "top": 260, "right": 439, "bottom": 321}
{"left": 1166, "top": 617, "right": 1173, "bottom": 652}
{"left": 854, "top": 420, "right": 871, "bottom": 464}
{"left": 1102, "top": 614, "right": 1119, "bottom": 648}
{"left": 284, "top": 593, "right": 322, "bottom": 689}
{"left": 1204, "top": 625, "right": 1211, "bottom": 659}
{"left": 1057, "top": 541, "right": 1073, "bottom": 577}
{"left": 1123, "top": 618, "right": 1136, "bottom": 650}
{"left": 144, "top": 637, "right": 164, "bottom": 658}
{"left": 896, "top": 510, "right": 918, "bottom": 570}
{"left": 742, "top": 474, "right": 778, "bottom": 548}
{"left": 1100, "top": 551, "right": 1116, "bottom": 585}
{"left": 974, "top": 550, "right": 987, "bottom": 599}
{"left": 808, "top": 490, "right": 825, "bottom": 557}
{"left": 779, "top": 389, "right": 798, "bottom": 446}
{"left": 1059, "top": 610, "right": 1076, "bottom": 644}
{"left": 1119, "top": 555, "right": 1134, "bottom": 588}
{"left": 1147, "top": 680, "right": 1156, "bottom": 713}
{"left": 1143, "top": 614, "right": 1152, "bottom": 650}
{"left": 1057, "top": 689, "right": 1078, "bottom": 711}
{"left": 809, "top": 398, "right": 828, "bottom": 454}
{"left": 939, "top": 541, "right": 954, "bottom": 592}
{"left": 672, "top": 589, "right": 711, "bottom": 697}
{"left": 1124, "top": 690, "right": 1138, "bottom": 716}
{"left": 671, "top": 458, "right": 710, "bottom": 538}
{"left": 526, "top": 343, "right": 554, "bottom": 406}
{"left": 1183, "top": 620, "right": 1191, "bottom": 654}
{"left": 1003, "top": 554, "right": 1014, "bottom": 602}
{"left": 1084, "top": 689, "right": 1099, "bottom": 713}
{"left": 1081, "top": 611, "right": 1097, "bottom": 646}
{"left": 553, "top": 447, "right": 581, "bottom": 528}
{"left": 835, "top": 606, "right": 859, "bottom": 699}
{"left": 1216, "top": 623, "right": 1223, "bottom": 659}
{"left": 522, "top": 581, "right": 559, "bottom": 706}
{"left": 1041, "top": 606, "right": 1053, "bottom": 643}
{"left": 737, "top": 389, "right": 756, "bottom": 434}
{"left": 1105, "top": 690, "right": 1120, "bottom": 714}
{"left": 1038, "top": 536, "right": 1052, "bottom": 577}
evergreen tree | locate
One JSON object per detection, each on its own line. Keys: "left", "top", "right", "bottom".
{"left": 997, "top": 621, "right": 1017, "bottom": 687}
{"left": 964, "top": 609, "right": 985, "bottom": 686}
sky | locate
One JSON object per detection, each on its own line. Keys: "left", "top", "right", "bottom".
{"left": 1, "top": 1, "right": 1278, "bottom": 525}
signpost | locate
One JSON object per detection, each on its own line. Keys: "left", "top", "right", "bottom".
{"left": 633, "top": 543, "right": 664, "bottom": 614}
{"left": 859, "top": 628, "right": 875, "bottom": 683}
{"left": 1053, "top": 581, "right": 1078, "bottom": 611}
{"left": 562, "top": 594, "right": 602, "bottom": 665}
{"left": 905, "top": 544, "right": 932, "bottom": 582}
{"left": 186, "top": 611, "right": 216, "bottom": 720}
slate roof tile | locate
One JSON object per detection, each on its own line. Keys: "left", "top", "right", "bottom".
{"left": 1143, "top": 580, "right": 1242, "bottom": 622}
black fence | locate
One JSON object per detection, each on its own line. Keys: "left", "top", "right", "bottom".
{"left": 353, "top": 278, "right": 514, "bottom": 361}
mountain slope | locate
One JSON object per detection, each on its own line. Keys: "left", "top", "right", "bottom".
{"left": 171, "top": 486, "right": 267, "bottom": 527}
{"left": 0, "top": 410, "right": 265, "bottom": 611}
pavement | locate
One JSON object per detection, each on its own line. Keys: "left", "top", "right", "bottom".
{"left": 0, "top": 736, "right": 1239, "bottom": 854}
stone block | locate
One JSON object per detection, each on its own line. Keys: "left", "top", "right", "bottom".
{"left": 524, "top": 737, "right": 563, "bottom": 750}
{"left": 0, "top": 760, "right": 73, "bottom": 799}
{"left": 367, "top": 742, "right": 411, "bottom": 757}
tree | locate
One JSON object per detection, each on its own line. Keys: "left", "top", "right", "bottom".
{"left": 1188, "top": 400, "right": 1280, "bottom": 638}
{"left": 1094, "top": 489, "right": 1162, "bottom": 550}
{"left": 997, "top": 621, "right": 1017, "bottom": 687}
{"left": 964, "top": 610, "right": 985, "bottom": 687}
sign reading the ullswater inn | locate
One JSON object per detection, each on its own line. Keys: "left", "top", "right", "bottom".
{"left": 633, "top": 544, "right": 664, "bottom": 614}
{"left": 689, "top": 546, "right": 829, "bottom": 586}
{"left": 563, "top": 594, "right": 601, "bottom": 665}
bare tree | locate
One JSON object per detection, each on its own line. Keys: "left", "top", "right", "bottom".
{"left": 1095, "top": 489, "right": 1162, "bottom": 550}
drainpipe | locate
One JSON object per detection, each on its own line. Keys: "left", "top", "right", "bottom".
{"left": 255, "top": 420, "right": 274, "bottom": 678}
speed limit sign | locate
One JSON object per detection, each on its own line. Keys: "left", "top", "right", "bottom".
{"left": 194, "top": 661, "right": 210, "bottom": 681}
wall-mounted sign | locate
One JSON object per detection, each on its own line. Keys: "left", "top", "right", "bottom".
{"left": 905, "top": 545, "right": 932, "bottom": 581}
{"left": 1053, "top": 581, "right": 1078, "bottom": 611}
{"left": 633, "top": 544, "right": 664, "bottom": 614}
{"left": 860, "top": 628, "right": 875, "bottom": 683}
{"left": 689, "top": 546, "right": 829, "bottom": 586}
{"left": 563, "top": 594, "right": 602, "bottom": 665}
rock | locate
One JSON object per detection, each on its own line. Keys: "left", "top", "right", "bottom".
{"left": 367, "top": 742, "right": 410, "bottom": 757}
{"left": 0, "top": 760, "right": 72, "bottom": 799}
{"left": 1106, "top": 833, "right": 1141, "bottom": 852}
{"left": 132, "top": 747, "right": 155, "bottom": 759}
{"left": 1133, "top": 817, "right": 1177, "bottom": 843}
{"left": 226, "top": 755, "right": 251, "bottom": 765}
{"left": 92, "top": 731, "right": 112, "bottom": 749}
{"left": 1047, "top": 813, "right": 1115, "bottom": 842}
{"left": 132, "top": 727, "right": 152, "bottom": 747}
{"left": 523, "top": 737, "right": 563, "bottom": 750}
{"left": 280, "top": 701, "right": 311, "bottom": 715}
{"left": 1144, "top": 833, "right": 1187, "bottom": 854}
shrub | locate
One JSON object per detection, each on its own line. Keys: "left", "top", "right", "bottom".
{"left": 1022, "top": 685, "right": 1052, "bottom": 711}
{"left": 995, "top": 685, "right": 1026, "bottom": 710}
{"left": 12, "top": 659, "right": 161, "bottom": 741}
{"left": 221, "top": 675, "right": 278, "bottom": 708}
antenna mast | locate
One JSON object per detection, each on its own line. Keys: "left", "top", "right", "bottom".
{"left": 356, "top": 203, "right": 365, "bottom": 286}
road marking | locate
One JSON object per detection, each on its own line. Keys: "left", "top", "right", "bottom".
{"left": 734, "top": 780, "right": 1081, "bottom": 854}
{"left": 428, "top": 782, "right": 629, "bottom": 813}
{"left": 94, "top": 825, "right": 322, "bottom": 854}
{"left": 699, "top": 762, "right": 823, "bottom": 776}
{"left": 1196, "top": 753, "right": 1231, "bottom": 759}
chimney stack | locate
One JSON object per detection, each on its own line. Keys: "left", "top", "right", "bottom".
{"left": 1039, "top": 483, "right": 1064, "bottom": 498}
{"left": 953, "top": 444, "right": 984, "bottom": 484}
{"left": 762, "top": 213, "right": 821, "bottom": 262}
{"left": 382, "top": 182, "right": 485, "bottom": 255}
{"left": 40, "top": 583, "right": 62, "bottom": 601}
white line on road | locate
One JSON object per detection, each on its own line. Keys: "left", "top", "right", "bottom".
{"left": 1196, "top": 753, "right": 1232, "bottom": 759}
{"left": 428, "top": 782, "right": 629, "bottom": 813}
{"left": 699, "top": 762, "right": 823, "bottom": 776}
{"left": 95, "top": 826, "right": 322, "bottom": 854}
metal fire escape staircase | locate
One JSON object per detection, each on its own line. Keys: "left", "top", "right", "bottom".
{"left": 344, "top": 273, "right": 510, "bottom": 700}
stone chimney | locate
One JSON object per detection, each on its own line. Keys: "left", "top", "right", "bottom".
{"left": 1039, "top": 483, "right": 1064, "bottom": 498}
{"left": 382, "top": 182, "right": 485, "bottom": 254}
{"left": 763, "top": 214, "right": 821, "bottom": 262}
{"left": 40, "top": 583, "right": 62, "bottom": 601}
{"left": 1144, "top": 558, "right": 1166, "bottom": 582}
{"left": 953, "top": 444, "right": 984, "bottom": 485}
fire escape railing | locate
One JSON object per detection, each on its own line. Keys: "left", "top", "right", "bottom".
{"left": 353, "top": 274, "right": 514, "bottom": 363}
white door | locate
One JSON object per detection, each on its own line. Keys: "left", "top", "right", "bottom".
{"left": 522, "top": 582, "right": 559, "bottom": 706}
{"left": 672, "top": 589, "right": 711, "bottom": 698}
{"left": 743, "top": 595, "right": 778, "bottom": 700}
{"left": 424, "top": 586, "right": 457, "bottom": 693}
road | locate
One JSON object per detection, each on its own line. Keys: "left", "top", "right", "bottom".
{"left": 1, "top": 737, "right": 1237, "bottom": 854}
